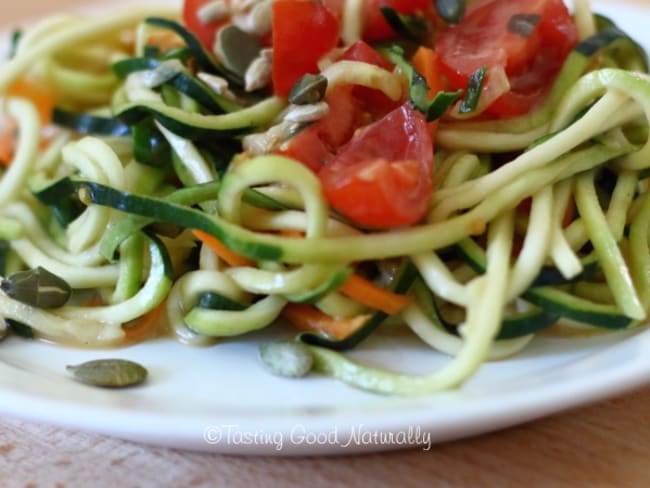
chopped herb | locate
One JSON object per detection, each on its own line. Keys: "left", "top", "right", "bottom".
{"left": 382, "top": 45, "right": 462, "bottom": 121}
{"left": 9, "top": 29, "right": 22, "bottom": 59}
{"left": 380, "top": 7, "right": 429, "bottom": 42}
{"left": 458, "top": 66, "right": 487, "bottom": 114}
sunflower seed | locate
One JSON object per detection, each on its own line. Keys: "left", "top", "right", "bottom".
{"left": 283, "top": 102, "right": 329, "bottom": 123}
{"left": 196, "top": 0, "right": 231, "bottom": 25}
{"left": 244, "top": 52, "right": 272, "bottom": 91}
{"left": 231, "top": 0, "right": 273, "bottom": 36}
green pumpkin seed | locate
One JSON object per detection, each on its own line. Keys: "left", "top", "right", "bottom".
{"left": 258, "top": 341, "right": 313, "bottom": 378}
{"left": 288, "top": 74, "right": 328, "bottom": 105}
{"left": 66, "top": 359, "right": 148, "bottom": 388}
{"left": 507, "top": 13, "right": 541, "bottom": 38}
{"left": 1, "top": 266, "right": 71, "bottom": 308}
{"left": 215, "top": 24, "right": 262, "bottom": 79}
{"left": 435, "top": 0, "right": 465, "bottom": 24}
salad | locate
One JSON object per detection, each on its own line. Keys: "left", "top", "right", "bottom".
{"left": 0, "top": 0, "right": 648, "bottom": 395}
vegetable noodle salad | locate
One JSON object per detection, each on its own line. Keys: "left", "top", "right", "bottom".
{"left": 0, "top": 0, "right": 648, "bottom": 395}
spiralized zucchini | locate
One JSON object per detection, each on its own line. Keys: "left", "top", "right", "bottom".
{"left": 1, "top": 1, "right": 650, "bottom": 396}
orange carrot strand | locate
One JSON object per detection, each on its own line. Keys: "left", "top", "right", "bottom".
{"left": 339, "top": 273, "right": 412, "bottom": 315}
{"left": 282, "top": 303, "right": 369, "bottom": 341}
{"left": 122, "top": 301, "right": 166, "bottom": 343}
{"left": 192, "top": 229, "right": 255, "bottom": 267}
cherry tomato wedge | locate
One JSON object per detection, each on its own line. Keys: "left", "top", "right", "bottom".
{"left": 276, "top": 86, "right": 363, "bottom": 171}
{"left": 435, "top": 0, "right": 578, "bottom": 118}
{"left": 340, "top": 40, "right": 400, "bottom": 116}
{"left": 272, "top": 0, "right": 339, "bottom": 97}
{"left": 318, "top": 103, "right": 433, "bottom": 228}
{"left": 182, "top": 0, "right": 229, "bottom": 49}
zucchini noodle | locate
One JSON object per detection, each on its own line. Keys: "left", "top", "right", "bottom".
{"left": 1, "top": 1, "right": 650, "bottom": 396}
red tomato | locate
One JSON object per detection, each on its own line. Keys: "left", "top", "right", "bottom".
{"left": 182, "top": 0, "right": 228, "bottom": 49}
{"left": 276, "top": 86, "right": 363, "bottom": 171}
{"left": 318, "top": 103, "right": 433, "bottom": 228}
{"left": 435, "top": 0, "right": 578, "bottom": 118}
{"left": 272, "top": 0, "right": 339, "bottom": 97}
{"left": 340, "top": 40, "right": 393, "bottom": 70}
{"left": 340, "top": 40, "right": 400, "bottom": 116}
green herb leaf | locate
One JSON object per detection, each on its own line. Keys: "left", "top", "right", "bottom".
{"left": 458, "top": 66, "right": 487, "bottom": 114}
{"left": 9, "top": 29, "right": 22, "bottom": 60}
{"left": 381, "top": 45, "right": 462, "bottom": 121}
{"left": 380, "top": 7, "right": 428, "bottom": 42}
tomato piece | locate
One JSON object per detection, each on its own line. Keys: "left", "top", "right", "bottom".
{"left": 276, "top": 86, "right": 363, "bottom": 171}
{"left": 318, "top": 103, "right": 433, "bottom": 228}
{"left": 339, "top": 40, "right": 400, "bottom": 116}
{"left": 435, "top": 0, "right": 578, "bottom": 118}
{"left": 182, "top": 0, "right": 229, "bottom": 49}
{"left": 272, "top": 0, "right": 339, "bottom": 97}
{"left": 341, "top": 40, "right": 393, "bottom": 70}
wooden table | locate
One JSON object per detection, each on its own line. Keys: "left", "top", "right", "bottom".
{"left": 3, "top": 0, "right": 650, "bottom": 486}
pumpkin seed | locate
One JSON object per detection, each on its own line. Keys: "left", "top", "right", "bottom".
{"left": 435, "top": 0, "right": 465, "bottom": 24}
{"left": 1, "top": 266, "right": 71, "bottom": 308}
{"left": 258, "top": 341, "right": 313, "bottom": 378}
{"left": 66, "top": 359, "right": 148, "bottom": 388}
{"left": 288, "top": 74, "right": 328, "bottom": 105}
{"left": 507, "top": 13, "right": 541, "bottom": 38}
{"left": 214, "top": 24, "right": 261, "bottom": 79}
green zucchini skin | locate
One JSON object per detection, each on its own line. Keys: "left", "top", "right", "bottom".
{"left": 298, "top": 260, "right": 419, "bottom": 351}
{"left": 144, "top": 17, "right": 238, "bottom": 81}
{"left": 115, "top": 97, "right": 285, "bottom": 141}
{"left": 455, "top": 239, "right": 637, "bottom": 331}
{"left": 413, "top": 277, "right": 560, "bottom": 340}
{"left": 112, "top": 57, "right": 241, "bottom": 114}
{"left": 52, "top": 108, "right": 131, "bottom": 136}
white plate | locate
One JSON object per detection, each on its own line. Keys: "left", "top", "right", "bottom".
{"left": 2, "top": 0, "right": 650, "bottom": 455}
